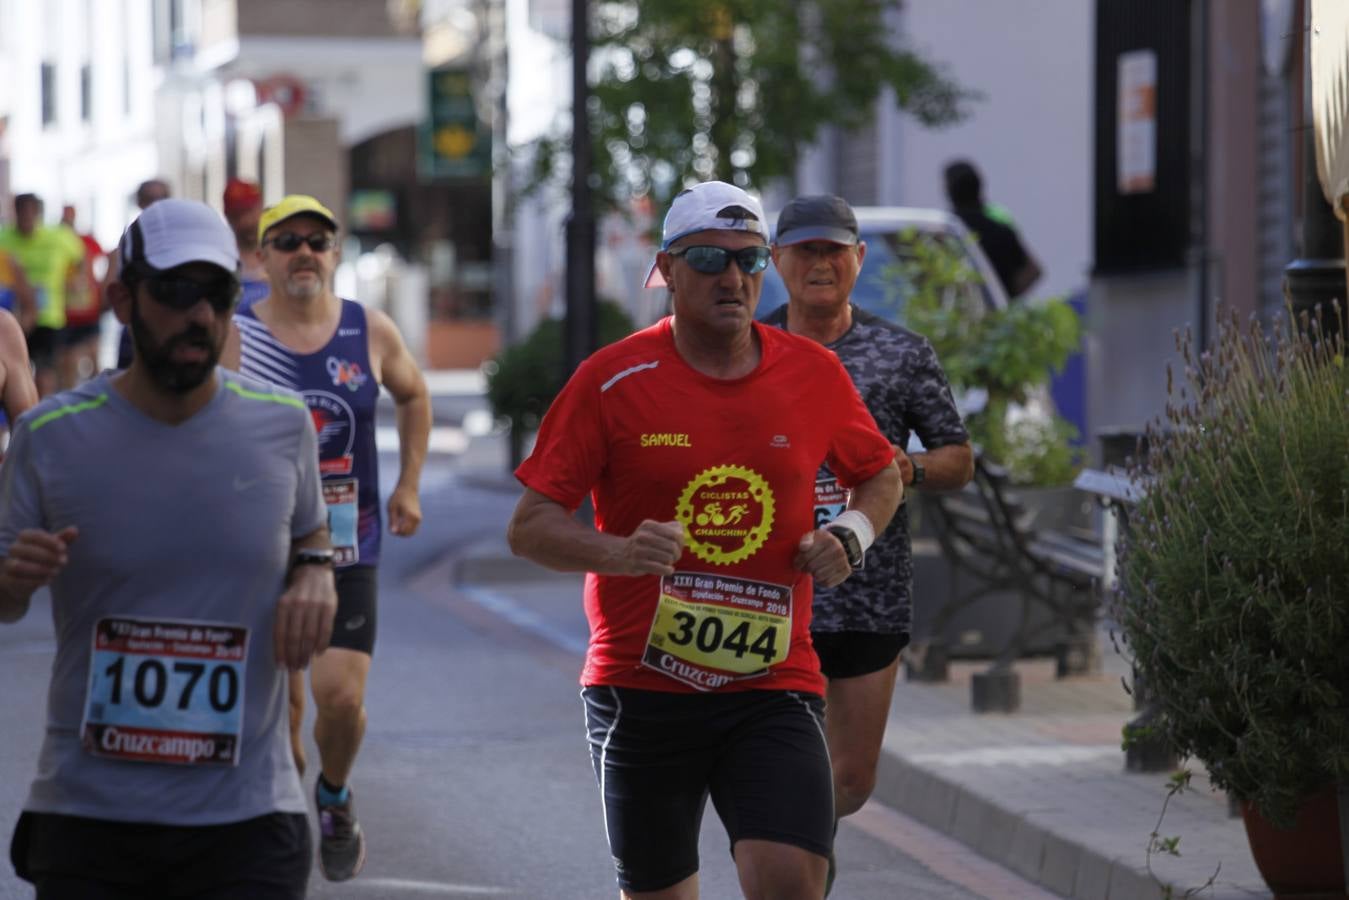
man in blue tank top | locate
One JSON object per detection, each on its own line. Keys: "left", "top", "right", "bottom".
{"left": 222, "top": 194, "right": 431, "bottom": 883}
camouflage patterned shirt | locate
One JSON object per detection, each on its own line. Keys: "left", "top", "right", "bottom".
{"left": 762, "top": 304, "right": 969, "bottom": 635}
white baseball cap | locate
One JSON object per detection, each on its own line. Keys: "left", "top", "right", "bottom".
{"left": 643, "top": 181, "right": 767, "bottom": 288}
{"left": 118, "top": 198, "right": 240, "bottom": 274}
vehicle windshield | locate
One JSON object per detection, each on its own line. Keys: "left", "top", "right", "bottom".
{"left": 758, "top": 229, "right": 992, "bottom": 324}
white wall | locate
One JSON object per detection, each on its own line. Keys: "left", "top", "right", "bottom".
{"left": 1086, "top": 270, "right": 1195, "bottom": 459}
{"left": 229, "top": 36, "right": 424, "bottom": 147}
{"left": 883, "top": 0, "right": 1094, "bottom": 303}
{"left": 4, "top": 0, "right": 161, "bottom": 246}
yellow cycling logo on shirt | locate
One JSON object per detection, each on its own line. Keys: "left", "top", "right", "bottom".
{"left": 675, "top": 465, "right": 774, "bottom": 566}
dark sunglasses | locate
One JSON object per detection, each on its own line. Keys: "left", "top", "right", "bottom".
{"left": 668, "top": 245, "right": 771, "bottom": 277}
{"left": 145, "top": 274, "right": 240, "bottom": 313}
{"left": 263, "top": 232, "right": 335, "bottom": 253}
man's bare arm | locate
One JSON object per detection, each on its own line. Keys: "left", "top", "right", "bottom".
{"left": 370, "top": 310, "right": 430, "bottom": 498}
{"left": 507, "top": 488, "right": 685, "bottom": 577}
{"left": 369, "top": 309, "right": 430, "bottom": 536}
{"left": 0, "top": 310, "right": 37, "bottom": 422}
{"left": 900, "top": 442, "right": 974, "bottom": 492}
{"left": 0, "top": 527, "right": 78, "bottom": 623}
{"left": 846, "top": 459, "right": 903, "bottom": 537}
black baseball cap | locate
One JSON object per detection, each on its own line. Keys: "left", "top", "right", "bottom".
{"left": 773, "top": 194, "right": 859, "bottom": 246}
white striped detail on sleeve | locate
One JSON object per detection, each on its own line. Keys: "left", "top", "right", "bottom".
{"left": 600, "top": 361, "right": 659, "bottom": 393}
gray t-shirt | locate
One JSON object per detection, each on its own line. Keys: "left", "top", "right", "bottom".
{"left": 0, "top": 369, "right": 325, "bottom": 825}
{"left": 764, "top": 305, "right": 969, "bottom": 634}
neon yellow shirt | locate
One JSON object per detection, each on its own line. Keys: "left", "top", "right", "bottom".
{"left": 0, "top": 226, "right": 84, "bottom": 329}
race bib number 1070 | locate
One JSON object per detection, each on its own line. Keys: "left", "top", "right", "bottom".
{"left": 82, "top": 617, "right": 248, "bottom": 767}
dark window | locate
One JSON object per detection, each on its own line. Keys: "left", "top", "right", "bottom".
{"left": 1093, "top": 0, "right": 1193, "bottom": 273}
{"left": 80, "top": 64, "right": 92, "bottom": 122}
{"left": 41, "top": 62, "right": 57, "bottom": 126}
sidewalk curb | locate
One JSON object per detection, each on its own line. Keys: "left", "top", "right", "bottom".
{"left": 873, "top": 749, "right": 1169, "bottom": 900}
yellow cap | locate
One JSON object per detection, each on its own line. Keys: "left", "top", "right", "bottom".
{"left": 257, "top": 194, "right": 339, "bottom": 243}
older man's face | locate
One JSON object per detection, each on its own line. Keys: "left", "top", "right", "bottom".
{"left": 772, "top": 240, "right": 867, "bottom": 314}
{"left": 658, "top": 229, "right": 769, "bottom": 340}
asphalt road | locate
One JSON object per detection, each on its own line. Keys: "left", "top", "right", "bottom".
{"left": 0, "top": 439, "right": 1057, "bottom": 900}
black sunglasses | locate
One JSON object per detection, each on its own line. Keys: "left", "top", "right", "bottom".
{"left": 263, "top": 232, "right": 335, "bottom": 253}
{"left": 144, "top": 274, "right": 240, "bottom": 313}
{"left": 668, "top": 245, "right": 771, "bottom": 277}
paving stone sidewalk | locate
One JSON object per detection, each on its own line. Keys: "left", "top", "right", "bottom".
{"left": 870, "top": 644, "right": 1272, "bottom": 900}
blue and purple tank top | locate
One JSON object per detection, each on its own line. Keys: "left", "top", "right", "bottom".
{"left": 235, "top": 299, "right": 381, "bottom": 567}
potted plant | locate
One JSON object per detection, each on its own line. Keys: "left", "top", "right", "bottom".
{"left": 1112, "top": 305, "right": 1348, "bottom": 896}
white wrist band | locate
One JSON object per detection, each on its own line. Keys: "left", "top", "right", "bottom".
{"left": 827, "top": 510, "right": 875, "bottom": 553}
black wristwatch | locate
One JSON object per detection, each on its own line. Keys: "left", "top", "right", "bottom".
{"left": 910, "top": 461, "right": 926, "bottom": 487}
{"left": 291, "top": 548, "right": 336, "bottom": 571}
{"left": 825, "top": 526, "right": 864, "bottom": 569}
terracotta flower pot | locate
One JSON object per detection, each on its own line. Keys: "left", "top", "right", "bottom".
{"left": 1239, "top": 784, "right": 1347, "bottom": 899}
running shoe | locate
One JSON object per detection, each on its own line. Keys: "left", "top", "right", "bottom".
{"left": 316, "top": 781, "right": 366, "bottom": 881}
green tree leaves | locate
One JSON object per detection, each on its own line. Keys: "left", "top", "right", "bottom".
{"left": 525, "top": 0, "right": 974, "bottom": 215}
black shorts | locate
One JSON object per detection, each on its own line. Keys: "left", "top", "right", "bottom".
{"left": 10, "top": 810, "right": 310, "bottom": 899}
{"left": 812, "top": 630, "right": 910, "bottom": 680}
{"left": 26, "top": 326, "right": 63, "bottom": 370}
{"left": 329, "top": 565, "right": 378, "bottom": 654}
{"left": 581, "top": 686, "right": 833, "bottom": 894}
{"left": 62, "top": 322, "right": 101, "bottom": 345}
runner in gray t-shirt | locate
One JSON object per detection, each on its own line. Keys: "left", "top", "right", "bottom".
{"left": 0, "top": 199, "right": 335, "bottom": 900}
{"left": 767, "top": 194, "right": 974, "bottom": 895}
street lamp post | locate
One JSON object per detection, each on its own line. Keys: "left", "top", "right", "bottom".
{"left": 564, "top": 0, "right": 596, "bottom": 376}
{"left": 1284, "top": 21, "right": 1346, "bottom": 340}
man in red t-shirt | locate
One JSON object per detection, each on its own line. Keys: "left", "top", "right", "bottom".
{"left": 508, "top": 181, "right": 902, "bottom": 900}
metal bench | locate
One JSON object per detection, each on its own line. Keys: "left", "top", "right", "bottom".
{"left": 910, "top": 453, "right": 1107, "bottom": 711}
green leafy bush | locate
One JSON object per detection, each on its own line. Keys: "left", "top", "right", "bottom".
{"left": 1113, "top": 306, "right": 1349, "bottom": 827}
{"left": 485, "top": 300, "right": 636, "bottom": 433}
{"left": 892, "top": 230, "right": 1083, "bottom": 485}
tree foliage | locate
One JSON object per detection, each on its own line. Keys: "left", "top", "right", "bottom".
{"left": 525, "top": 0, "right": 974, "bottom": 215}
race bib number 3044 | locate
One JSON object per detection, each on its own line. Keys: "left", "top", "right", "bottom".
{"left": 642, "top": 573, "right": 791, "bottom": 691}
{"left": 81, "top": 617, "right": 248, "bottom": 767}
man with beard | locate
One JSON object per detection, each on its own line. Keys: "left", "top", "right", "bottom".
{"left": 222, "top": 194, "right": 430, "bottom": 883}
{"left": 0, "top": 198, "right": 337, "bottom": 899}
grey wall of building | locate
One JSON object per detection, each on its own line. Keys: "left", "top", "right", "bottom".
{"left": 236, "top": 0, "right": 413, "bottom": 38}
{"left": 1085, "top": 269, "right": 1193, "bottom": 459}
{"left": 283, "top": 117, "right": 347, "bottom": 212}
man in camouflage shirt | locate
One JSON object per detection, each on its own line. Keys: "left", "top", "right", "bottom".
{"left": 764, "top": 195, "right": 973, "bottom": 835}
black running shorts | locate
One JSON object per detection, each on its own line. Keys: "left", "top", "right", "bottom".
{"left": 812, "top": 630, "right": 910, "bottom": 680}
{"left": 25, "top": 326, "right": 62, "bottom": 370}
{"left": 11, "top": 810, "right": 311, "bottom": 899}
{"left": 581, "top": 686, "right": 833, "bottom": 894}
{"left": 329, "top": 565, "right": 378, "bottom": 655}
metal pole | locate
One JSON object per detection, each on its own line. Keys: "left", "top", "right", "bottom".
{"left": 1283, "top": 6, "right": 1346, "bottom": 337}
{"left": 1190, "top": 0, "right": 1211, "bottom": 351}
{"left": 564, "top": 0, "right": 596, "bottom": 377}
